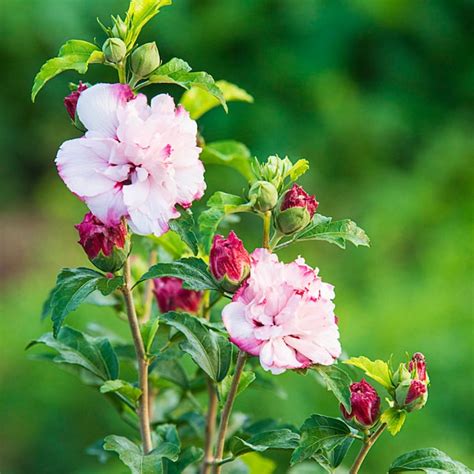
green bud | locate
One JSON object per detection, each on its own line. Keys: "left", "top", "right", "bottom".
{"left": 131, "top": 42, "right": 161, "bottom": 78}
{"left": 92, "top": 239, "right": 131, "bottom": 273}
{"left": 276, "top": 206, "right": 312, "bottom": 235}
{"left": 248, "top": 181, "right": 278, "bottom": 212}
{"left": 111, "top": 15, "right": 128, "bottom": 40}
{"left": 102, "top": 38, "right": 127, "bottom": 64}
{"left": 392, "top": 363, "right": 412, "bottom": 386}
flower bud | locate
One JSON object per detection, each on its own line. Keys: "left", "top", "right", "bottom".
{"left": 248, "top": 180, "right": 278, "bottom": 212}
{"left": 395, "top": 352, "right": 429, "bottom": 411}
{"left": 341, "top": 379, "right": 381, "bottom": 427}
{"left": 409, "top": 352, "right": 428, "bottom": 382}
{"left": 102, "top": 38, "right": 127, "bottom": 64}
{"left": 153, "top": 277, "right": 202, "bottom": 314}
{"left": 111, "top": 15, "right": 127, "bottom": 39}
{"left": 210, "top": 231, "right": 251, "bottom": 292}
{"left": 64, "top": 82, "right": 88, "bottom": 121}
{"left": 75, "top": 212, "right": 130, "bottom": 273}
{"left": 275, "top": 184, "right": 318, "bottom": 235}
{"left": 131, "top": 42, "right": 160, "bottom": 78}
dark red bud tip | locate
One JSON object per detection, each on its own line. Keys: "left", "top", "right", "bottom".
{"left": 64, "top": 82, "right": 88, "bottom": 120}
{"left": 281, "top": 184, "right": 318, "bottom": 217}
{"left": 153, "top": 277, "right": 202, "bottom": 314}
{"left": 405, "top": 379, "right": 427, "bottom": 404}
{"left": 409, "top": 352, "right": 427, "bottom": 381}
{"left": 341, "top": 379, "right": 381, "bottom": 427}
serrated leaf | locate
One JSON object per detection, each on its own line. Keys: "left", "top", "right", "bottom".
{"left": 27, "top": 326, "right": 119, "bottom": 381}
{"left": 180, "top": 80, "right": 253, "bottom": 119}
{"left": 381, "top": 408, "right": 407, "bottom": 436}
{"left": 168, "top": 208, "right": 199, "bottom": 255}
{"left": 344, "top": 356, "right": 393, "bottom": 389}
{"left": 230, "top": 429, "right": 300, "bottom": 457}
{"left": 200, "top": 141, "right": 254, "bottom": 181}
{"left": 290, "top": 415, "right": 353, "bottom": 465}
{"left": 103, "top": 435, "right": 179, "bottom": 474}
{"left": 136, "top": 257, "right": 217, "bottom": 291}
{"left": 161, "top": 312, "right": 232, "bottom": 382}
{"left": 32, "top": 40, "right": 102, "bottom": 101}
{"left": 313, "top": 364, "right": 352, "bottom": 412}
{"left": 42, "top": 267, "right": 123, "bottom": 336}
{"left": 218, "top": 370, "right": 255, "bottom": 405}
{"left": 389, "top": 448, "right": 471, "bottom": 473}
{"left": 100, "top": 379, "right": 142, "bottom": 406}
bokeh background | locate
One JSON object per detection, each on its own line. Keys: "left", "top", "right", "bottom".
{"left": 1, "top": 0, "right": 473, "bottom": 472}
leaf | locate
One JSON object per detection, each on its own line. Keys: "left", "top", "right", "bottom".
{"left": 148, "top": 58, "right": 226, "bottom": 111}
{"left": 200, "top": 141, "right": 254, "bottom": 181}
{"left": 100, "top": 380, "right": 142, "bottom": 406}
{"left": 180, "top": 80, "right": 253, "bottom": 119}
{"left": 241, "top": 452, "right": 277, "bottom": 473}
{"left": 288, "top": 159, "right": 309, "bottom": 182}
{"left": 313, "top": 364, "right": 352, "bottom": 412}
{"left": 43, "top": 267, "right": 123, "bottom": 336}
{"left": 32, "top": 40, "right": 102, "bottom": 101}
{"left": 218, "top": 370, "right": 256, "bottom": 405}
{"left": 168, "top": 208, "right": 199, "bottom": 255}
{"left": 161, "top": 312, "right": 232, "bottom": 382}
{"left": 344, "top": 356, "right": 393, "bottom": 389}
{"left": 328, "top": 437, "right": 354, "bottom": 468}
{"left": 103, "top": 435, "right": 179, "bottom": 474}
{"left": 27, "top": 326, "right": 119, "bottom": 381}
{"left": 290, "top": 415, "right": 353, "bottom": 465}
{"left": 141, "top": 316, "right": 160, "bottom": 355}
{"left": 136, "top": 257, "right": 217, "bottom": 291}
{"left": 152, "top": 359, "right": 189, "bottom": 389}
{"left": 198, "top": 192, "right": 251, "bottom": 253}
{"left": 125, "top": 0, "right": 172, "bottom": 49}
{"left": 381, "top": 408, "right": 407, "bottom": 436}
{"left": 165, "top": 447, "right": 204, "bottom": 473}
{"left": 230, "top": 429, "right": 300, "bottom": 457}
{"left": 389, "top": 448, "right": 471, "bottom": 473}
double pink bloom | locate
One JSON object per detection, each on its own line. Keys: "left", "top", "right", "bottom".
{"left": 56, "top": 83, "right": 205, "bottom": 236}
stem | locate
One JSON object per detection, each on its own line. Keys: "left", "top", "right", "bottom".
{"left": 349, "top": 424, "right": 386, "bottom": 474}
{"left": 202, "top": 380, "right": 219, "bottom": 474}
{"left": 269, "top": 229, "right": 283, "bottom": 250}
{"left": 213, "top": 351, "right": 247, "bottom": 474}
{"left": 142, "top": 249, "right": 157, "bottom": 323}
{"left": 122, "top": 256, "right": 153, "bottom": 454}
{"left": 262, "top": 211, "right": 271, "bottom": 250}
{"left": 118, "top": 61, "right": 127, "bottom": 84}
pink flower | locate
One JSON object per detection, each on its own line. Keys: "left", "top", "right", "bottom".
{"left": 56, "top": 83, "right": 205, "bottom": 236}
{"left": 222, "top": 249, "right": 341, "bottom": 374}
{"left": 280, "top": 184, "right": 318, "bottom": 216}
{"left": 153, "top": 277, "right": 202, "bottom": 314}
{"left": 341, "top": 379, "right": 380, "bottom": 427}
{"left": 64, "top": 82, "right": 88, "bottom": 120}
{"left": 210, "top": 231, "right": 251, "bottom": 292}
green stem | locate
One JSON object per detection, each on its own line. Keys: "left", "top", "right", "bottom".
{"left": 202, "top": 379, "right": 219, "bottom": 474}
{"left": 269, "top": 229, "right": 283, "bottom": 250}
{"left": 262, "top": 211, "right": 271, "bottom": 250}
{"left": 349, "top": 423, "right": 386, "bottom": 474}
{"left": 118, "top": 61, "right": 127, "bottom": 84}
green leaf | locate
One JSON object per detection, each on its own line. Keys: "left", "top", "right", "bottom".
{"left": 136, "top": 257, "right": 217, "bottom": 291}
{"left": 141, "top": 316, "right": 161, "bottom": 355}
{"left": 148, "top": 58, "right": 226, "bottom": 111}
{"left": 168, "top": 208, "right": 199, "bottom": 255}
{"left": 27, "top": 326, "right": 119, "bottom": 380}
{"left": 198, "top": 192, "right": 251, "bottom": 253}
{"left": 240, "top": 452, "right": 276, "bottom": 474}
{"left": 344, "top": 356, "right": 393, "bottom": 389}
{"left": 230, "top": 429, "right": 300, "bottom": 457}
{"left": 161, "top": 312, "right": 232, "bottom": 382}
{"left": 381, "top": 408, "right": 407, "bottom": 436}
{"left": 103, "top": 435, "right": 179, "bottom": 474}
{"left": 152, "top": 359, "right": 189, "bottom": 389}
{"left": 218, "top": 370, "right": 256, "bottom": 405}
{"left": 180, "top": 80, "right": 253, "bottom": 119}
{"left": 328, "top": 437, "right": 354, "bottom": 468}
{"left": 32, "top": 40, "right": 102, "bottom": 101}
{"left": 152, "top": 231, "right": 188, "bottom": 260}
{"left": 288, "top": 159, "right": 310, "bottom": 182}
{"left": 200, "top": 141, "right": 254, "bottom": 181}
{"left": 165, "top": 447, "right": 204, "bottom": 473}
{"left": 42, "top": 267, "right": 123, "bottom": 336}
{"left": 125, "top": 0, "right": 172, "bottom": 49}
{"left": 389, "top": 448, "right": 471, "bottom": 473}
{"left": 100, "top": 380, "right": 142, "bottom": 406}
{"left": 290, "top": 415, "right": 353, "bottom": 465}
{"left": 313, "top": 364, "right": 352, "bottom": 412}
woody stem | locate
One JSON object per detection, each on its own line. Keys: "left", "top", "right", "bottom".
{"left": 349, "top": 423, "right": 386, "bottom": 474}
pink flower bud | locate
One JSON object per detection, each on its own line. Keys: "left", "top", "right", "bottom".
{"left": 75, "top": 212, "right": 130, "bottom": 273}
{"left": 405, "top": 379, "right": 427, "bottom": 405}
{"left": 409, "top": 352, "right": 427, "bottom": 382}
{"left": 64, "top": 82, "right": 88, "bottom": 120}
{"left": 210, "top": 231, "right": 251, "bottom": 292}
{"left": 341, "top": 379, "right": 381, "bottom": 427}
{"left": 281, "top": 184, "right": 319, "bottom": 215}
{"left": 153, "top": 277, "right": 202, "bottom": 314}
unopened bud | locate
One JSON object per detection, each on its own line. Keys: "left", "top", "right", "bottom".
{"left": 153, "top": 277, "right": 202, "bottom": 314}
{"left": 102, "top": 38, "right": 126, "bottom": 64}
{"left": 64, "top": 82, "right": 88, "bottom": 122}
{"left": 131, "top": 42, "right": 160, "bottom": 78}
{"left": 341, "top": 379, "right": 380, "bottom": 427}
{"left": 249, "top": 181, "right": 278, "bottom": 212}
{"left": 111, "top": 15, "right": 127, "bottom": 40}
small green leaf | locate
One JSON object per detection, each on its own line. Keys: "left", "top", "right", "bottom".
{"left": 152, "top": 359, "right": 189, "bottom": 389}
{"left": 32, "top": 40, "right": 102, "bottom": 101}
{"left": 230, "top": 429, "right": 300, "bottom": 457}
{"left": 389, "top": 448, "right": 471, "bottom": 473}
{"left": 381, "top": 408, "right": 407, "bottom": 436}
{"left": 288, "top": 159, "right": 309, "bottom": 182}
{"left": 100, "top": 379, "right": 142, "bottom": 406}
{"left": 344, "top": 356, "right": 393, "bottom": 389}
{"left": 165, "top": 446, "right": 204, "bottom": 474}
{"left": 328, "top": 437, "right": 354, "bottom": 468}
{"left": 161, "top": 312, "right": 232, "bottom": 382}
{"left": 27, "top": 326, "right": 119, "bottom": 381}
{"left": 218, "top": 370, "right": 255, "bottom": 405}
{"left": 200, "top": 141, "right": 254, "bottom": 181}
{"left": 141, "top": 316, "right": 160, "bottom": 355}
{"left": 290, "top": 415, "right": 353, "bottom": 465}
{"left": 313, "top": 364, "right": 352, "bottom": 412}
{"left": 240, "top": 452, "right": 277, "bottom": 474}
{"left": 180, "top": 80, "right": 253, "bottom": 119}
{"left": 137, "top": 257, "right": 217, "bottom": 291}
{"left": 168, "top": 208, "right": 199, "bottom": 255}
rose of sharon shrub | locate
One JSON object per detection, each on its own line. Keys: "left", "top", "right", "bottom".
{"left": 56, "top": 83, "right": 205, "bottom": 236}
{"left": 222, "top": 248, "right": 341, "bottom": 374}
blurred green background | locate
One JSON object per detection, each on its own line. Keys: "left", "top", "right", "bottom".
{"left": 1, "top": 0, "right": 473, "bottom": 472}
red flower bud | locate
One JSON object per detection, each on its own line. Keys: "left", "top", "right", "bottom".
{"left": 210, "top": 231, "right": 251, "bottom": 292}
{"left": 75, "top": 212, "right": 130, "bottom": 272}
{"left": 153, "top": 277, "right": 202, "bottom": 314}
{"left": 341, "top": 379, "right": 381, "bottom": 427}
{"left": 64, "top": 82, "right": 88, "bottom": 120}
{"left": 409, "top": 352, "right": 427, "bottom": 382}
{"left": 405, "top": 379, "right": 427, "bottom": 405}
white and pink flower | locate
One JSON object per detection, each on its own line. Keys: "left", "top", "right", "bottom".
{"left": 56, "top": 83, "right": 205, "bottom": 236}
{"left": 222, "top": 249, "right": 341, "bottom": 374}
